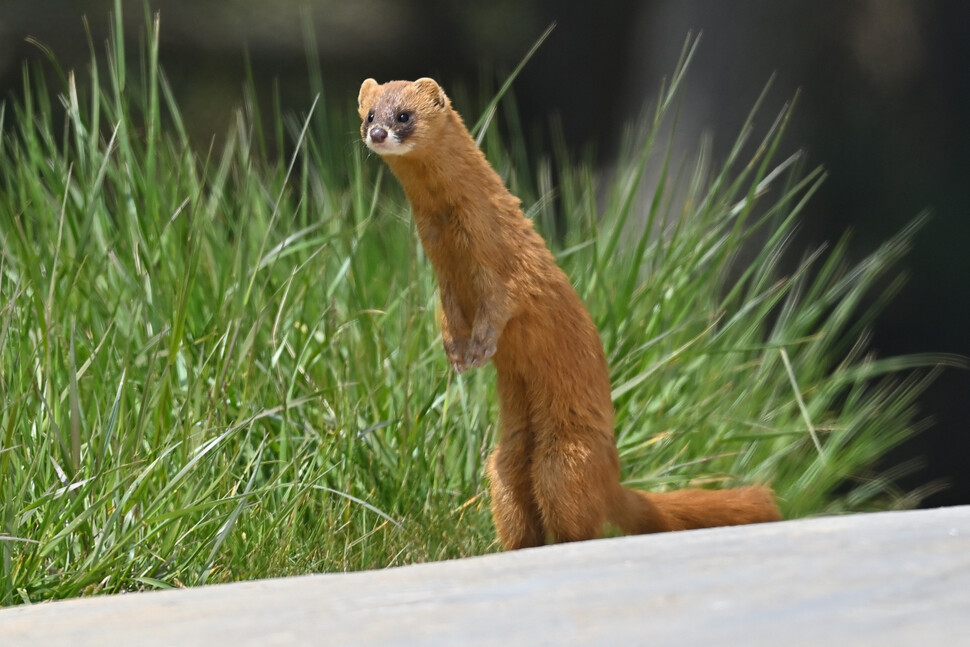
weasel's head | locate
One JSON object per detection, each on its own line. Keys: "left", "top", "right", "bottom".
{"left": 357, "top": 77, "right": 450, "bottom": 156}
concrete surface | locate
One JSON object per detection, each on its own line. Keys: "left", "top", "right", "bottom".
{"left": 1, "top": 506, "right": 967, "bottom": 646}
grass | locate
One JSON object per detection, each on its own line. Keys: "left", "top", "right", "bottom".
{"left": 0, "top": 10, "right": 957, "bottom": 605}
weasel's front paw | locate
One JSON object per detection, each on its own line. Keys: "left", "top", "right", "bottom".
{"left": 443, "top": 337, "right": 469, "bottom": 373}
{"left": 463, "top": 325, "right": 497, "bottom": 369}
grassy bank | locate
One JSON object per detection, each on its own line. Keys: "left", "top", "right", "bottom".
{"left": 0, "top": 11, "right": 950, "bottom": 605}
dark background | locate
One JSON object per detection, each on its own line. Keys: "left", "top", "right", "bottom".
{"left": 3, "top": 1, "right": 967, "bottom": 506}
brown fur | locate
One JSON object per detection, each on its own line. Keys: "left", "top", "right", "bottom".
{"left": 358, "top": 77, "right": 782, "bottom": 549}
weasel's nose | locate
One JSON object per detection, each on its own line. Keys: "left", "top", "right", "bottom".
{"left": 369, "top": 127, "right": 388, "bottom": 143}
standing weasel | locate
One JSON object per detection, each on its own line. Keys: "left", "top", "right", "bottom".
{"left": 358, "top": 77, "right": 781, "bottom": 549}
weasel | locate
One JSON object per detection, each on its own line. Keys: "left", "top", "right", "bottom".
{"left": 357, "top": 77, "right": 781, "bottom": 549}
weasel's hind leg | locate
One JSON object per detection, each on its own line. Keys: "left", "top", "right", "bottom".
{"left": 487, "top": 439, "right": 544, "bottom": 549}
{"left": 487, "top": 374, "right": 544, "bottom": 549}
{"left": 531, "top": 424, "right": 621, "bottom": 543}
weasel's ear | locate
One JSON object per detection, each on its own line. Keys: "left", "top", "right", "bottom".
{"left": 414, "top": 77, "right": 448, "bottom": 110}
{"left": 358, "top": 78, "right": 379, "bottom": 113}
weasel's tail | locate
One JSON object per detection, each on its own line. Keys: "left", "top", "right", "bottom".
{"left": 611, "top": 485, "right": 781, "bottom": 534}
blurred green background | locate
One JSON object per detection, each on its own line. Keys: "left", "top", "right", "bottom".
{"left": 2, "top": 0, "right": 967, "bottom": 506}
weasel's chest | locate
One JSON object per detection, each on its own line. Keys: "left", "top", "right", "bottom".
{"left": 416, "top": 213, "right": 482, "bottom": 314}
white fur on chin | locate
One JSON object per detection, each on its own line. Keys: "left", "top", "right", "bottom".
{"left": 365, "top": 134, "right": 414, "bottom": 156}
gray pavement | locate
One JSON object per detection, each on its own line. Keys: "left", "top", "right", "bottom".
{"left": 1, "top": 506, "right": 968, "bottom": 646}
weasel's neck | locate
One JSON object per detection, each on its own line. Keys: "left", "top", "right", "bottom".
{"left": 383, "top": 113, "right": 502, "bottom": 215}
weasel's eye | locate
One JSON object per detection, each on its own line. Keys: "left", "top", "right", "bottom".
{"left": 397, "top": 112, "right": 410, "bottom": 123}
{"left": 367, "top": 112, "right": 374, "bottom": 123}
